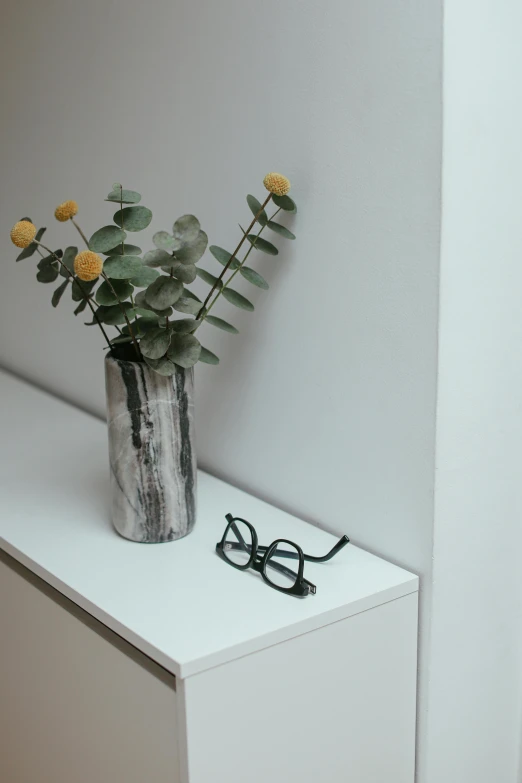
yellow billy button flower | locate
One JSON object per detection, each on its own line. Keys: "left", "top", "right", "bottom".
{"left": 54, "top": 200, "right": 79, "bottom": 222}
{"left": 10, "top": 220, "right": 37, "bottom": 248}
{"left": 263, "top": 173, "right": 291, "bottom": 197}
{"left": 74, "top": 250, "right": 103, "bottom": 282}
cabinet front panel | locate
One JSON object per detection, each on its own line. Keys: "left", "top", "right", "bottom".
{"left": 0, "top": 554, "right": 180, "bottom": 783}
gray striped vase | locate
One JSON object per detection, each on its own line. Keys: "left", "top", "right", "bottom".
{"left": 104, "top": 355, "right": 197, "bottom": 543}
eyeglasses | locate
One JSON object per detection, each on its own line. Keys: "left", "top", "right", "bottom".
{"left": 216, "top": 514, "right": 350, "bottom": 597}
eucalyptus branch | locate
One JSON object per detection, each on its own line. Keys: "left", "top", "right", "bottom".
{"left": 196, "top": 194, "right": 272, "bottom": 319}
{"left": 35, "top": 241, "right": 112, "bottom": 350}
{"left": 101, "top": 272, "right": 141, "bottom": 359}
{"left": 199, "top": 206, "right": 281, "bottom": 323}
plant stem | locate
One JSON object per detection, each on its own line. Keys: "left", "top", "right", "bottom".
{"left": 71, "top": 218, "right": 90, "bottom": 248}
{"left": 200, "top": 206, "right": 281, "bottom": 323}
{"left": 196, "top": 193, "right": 272, "bottom": 319}
{"left": 36, "top": 241, "right": 112, "bottom": 350}
{"left": 101, "top": 272, "right": 141, "bottom": 360}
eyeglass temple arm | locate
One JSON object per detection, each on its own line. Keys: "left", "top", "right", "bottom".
{"left": 253, "top": 535, "right": 350, "bottom": 563}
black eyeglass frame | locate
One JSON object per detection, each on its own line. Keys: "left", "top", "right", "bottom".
{"left": 216, "top": 514, "right": 350, "bottom": 597}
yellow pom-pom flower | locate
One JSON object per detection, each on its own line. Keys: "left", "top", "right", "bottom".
{"left": 10, "top": 220, "right": 37, "bottom": 248}
{"left": 74, "top": 251, "right": 103, "bottom": 282}
{"left": 263, "top": 173, "right": 291, "bottom": 197}
{"left": 54, "top": 200, "right": 79, "bottom": 222}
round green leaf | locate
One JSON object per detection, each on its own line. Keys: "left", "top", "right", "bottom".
{"left": 174, "top": 230, "right": 208, "bottom": 265}
{"left": 143, "top": 248, "right": 172, "bottom": 268}
{"left": 182, "top": 288, "right": 201, "bottom": 302}
{"left": 144, "top": 276, "right": 183, "bottom": 310}
{"left": 123, "top": 317, "right": 158, "bottom": 335}
{"left": 240, "top": 266, "right": 269, "bottom": 289}
{"left": 139, "top": 328, "right": 172, "bottom": 360}
{"left": 209, "top": 245, "right": 240, "bottom": 270}
{"left": 60, "top": 246, "right": 77, "bottom": 278}
{"left": 102, "top": 243, "right": 142, "bottom": 257}
{"left": 173, "top": 296, "right": 201, "bottom": 315}
{"left": 196, "top": 267, "right": 222, "bottom": 288}
{"left": 266, "top": 221, "right": 295, "bottom": 240}
{"left": 271, "top": 194, "right": 297, "bottom": 213}
{"left": 96, "top": 279, "right": 133, "bottom": 306}
{"left": 134, "top": 290, "right": 172, "bottom": 318}
{"left": 72, "top": 277, "right": 96, "bottom": 301}
{"left": 144, "top": 355, "right": 178, "bottom": 376}
{"left": 172, "top": 264, "right": 197, "bottom": 284}
{"left": 36, "top": 256, "right": 59, "bottom": 283}
{"left": 173, "top": 215, "right": 200, "bottom": 243}
{"left": 106, "top": 188, "right": 141, "bottom": 204}
{"left": 246, "top": 195, "right": 268, "bottom": 226}
{"left": 246, "top": 235, "right": 278, "bottom": 255}
{"left": 51, "top": 279, "right": 69, "bottom": 307}
{"left": 170, "top": 318, "right": 200, "bottom": 334}
{"left": 110, "top": 334, "right": 134, "bottom": 345}
{"left": 167, "top": 333, "right": 201, "bottom": 368}
{"left": 113, "top": 206, "right": 153, "bottom": 232}
{"left": 222, "top": 288, "right": 254, "bottom": 311}
{"left": 96, "top": 301, "right": 134, "bottom": 325}
{"left": 74, "top": 299, "right": 88, "bottom": 316}
{"left": 89, "top": 225, "right": 126, "bottom": 253}
{"left": 205, "top": 315, "right": 239, "bottom": 333}
{"left": 199, "top": 346, "right": 219, "bottom": 365}
{"left": 153, "top": 231, "right": 182, "bottom": 253}
{"left": 104, "top": 255, "right": 143, "bottom": 279}
{"left": 129, "top": 266, "right": 160, "bottom": 287}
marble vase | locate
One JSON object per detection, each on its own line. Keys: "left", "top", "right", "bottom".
{"left": 104, "top": 355, "right": 197, "bottom": 543}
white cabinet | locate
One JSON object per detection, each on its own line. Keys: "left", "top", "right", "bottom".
{"left": 0, "top": 371, "right": 419, "bottom": 782}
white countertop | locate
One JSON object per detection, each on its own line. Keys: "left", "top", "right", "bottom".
{"left": 0, "top": 369, "right": 418, "bottom": 678}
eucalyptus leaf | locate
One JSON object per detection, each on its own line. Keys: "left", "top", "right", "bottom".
{"left": 199, "top": 346, "right": 220, "bottom": 365}
{"left": 144, "top": 355, "right": 177, "bottom": 376}
{"left": 222, "top": 288, "right": 254, "bottom": 311}
{"left": 170, "top": 318, "right": 200, "bottom": 334}
{"left": 96, "top": 302, "right": 134, "bottom": 325}
{"left": 173, "top": 296, "right": 201, "bottom": 315}
{"left": 103, "top": 243, "right": 142, "bottom": 257}
{"left": 36, "top": 257, "right": 59, "bottom": 283}
{"left": 89, "top": 225, "right": 126, "bottom": 253}
{"left": 129, "top": 266, "right": 160, "bottom": 287}
{"left": 104, "top": 255, "right": 143, "bottom": 279}
{"left": 240, "top": 266, "right": 269, "bottom": 289}
{"left": 266, "top": 221, "right": 296, "bottom": 240}
{"left": 173, "top": 215, "right": 200, "bottom": 243}
{"left": 153, "top": 231, "right": 182, "bottom": 253}
{"left": 272, "top": 194, "right": 297, "bottom": 213}
{"left": 143, "top": 248, "right": 172, "bottom": 268}
{"left": 172, "top": 264, "right": 197, "bottom": 284}
{"left": 246, "top": 195, "right": 268, "bottom": 226}
{"left": 167, "top": 333, "right": 201, "bottom": 368}
{"left": 123, "top": 317, "right": 158, "bottom": 335}
{"left": 113, "top": 206, "right": 153, "bottom": 232}
{"left": 133, "top": 307, "right": 162, "bottom": 319}
{"left": 174, "top": 230, "right": 208, "bottom": 265}
{"left": 246, "top": 235, "right": 278, "bottom": 255}
{"left": 139, "top": 328, "right": 172, "bottom": 360}
{"left": 72, "top": 277, "right": 96, "bottom": 301}
{"left": 145, "top": 277, "right": 183, "bottom": 310}
{"left": 51, "top": 279, "right": 68, "bottom": 307}
{"left": 60, "top": 246, "right": 77, "bottom": 278}
{"left": 96, "top": 279, "right": 133, "bottom": 306}
{"left": 209, "top": 245, "right": 240, "bottom": 270}
{"left": 110, "top": 334, "right": 134, "bottom": 345}
{"left": 196, "top": 267, "right": 222, "bottom": 289}
{"left": 106, "top": 187, "right": 141, "bottom": 204}
{"left": 204, "top": 315, "right": 239, "bottom": 333}
{"left": 74, "top": 299, "right": 88, "bottom": 316}
{"left": 161, "top": 263, "right": 183, "bottom": 274}
{"left": 16, "top": 227, "right": 46, "bottom": 261}
{"left": 182, "top": 288, "right": 202, "bottom": 302}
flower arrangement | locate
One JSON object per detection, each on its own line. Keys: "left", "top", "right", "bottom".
{"left": 10, "top": 174, "right": 296, "bottom": 376}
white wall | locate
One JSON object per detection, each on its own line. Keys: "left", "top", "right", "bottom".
{"left": 0, "top": 0, "right": 442, "bottom": 575}
{"left": 422, "top": 2, "right": 522, "bottom": 780}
